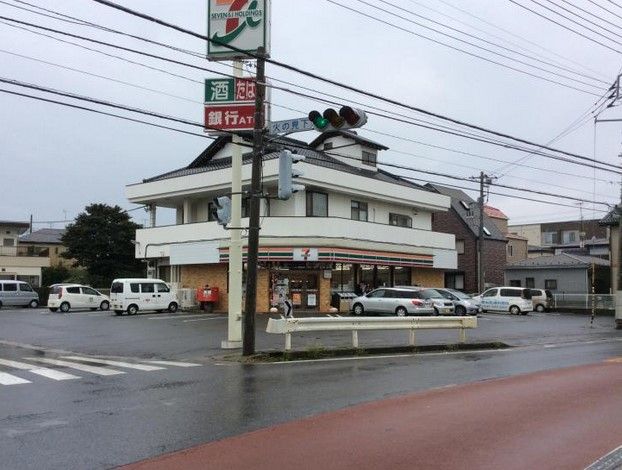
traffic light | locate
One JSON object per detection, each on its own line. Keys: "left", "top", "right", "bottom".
{"left": 308, "top": 106, "right": 367, "bottom": 132}
{"left": 278, "top": 150, "right": 305, "bottom": 200}
{"left": 211, "top": 196, "right": 231, "bottom": 227}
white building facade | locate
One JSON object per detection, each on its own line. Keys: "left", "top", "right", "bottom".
{"left": 126, "top": 131, "right": 457, "bottom": 313}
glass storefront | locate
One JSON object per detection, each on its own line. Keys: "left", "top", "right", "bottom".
{"left": 331, "top": 263, "right": 354, "bottom": 292}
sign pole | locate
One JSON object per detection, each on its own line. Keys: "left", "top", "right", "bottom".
{"left": 221, "top": 60, "right": 244, "bottom": 349}
{"left": 243, "top": 47, "right": 266, "bottom": 356}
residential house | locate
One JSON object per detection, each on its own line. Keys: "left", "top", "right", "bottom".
{"left": 427, "top": 185, "right": 507, "bottom": 293}
{"left": 599, "top": 208, "right": 619, "bottom": 292}
{"left": 509, "top": 219, "right": 606, "bottom": 250}
{"left": 125, "top": 131, "right": 457, "bottom": 313}
{"left": 505, "top": 253, "right": 610, "bottom": 294}
{"left": 0, "top": 220, "right": 49, "bottom": 286}
{"left": 484, "top": 204, "right": 528, "bottom": 263}
{"left": 19, "top": 228, "right": 70, "bottom": 267}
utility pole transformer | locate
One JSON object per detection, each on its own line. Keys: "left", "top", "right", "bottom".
{"left": 243, "top": 47, "right": 266, "bottom": 356}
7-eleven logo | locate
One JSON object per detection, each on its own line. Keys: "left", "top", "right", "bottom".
{"left": 211, "top": 0, "right": 262, "bottom": 46}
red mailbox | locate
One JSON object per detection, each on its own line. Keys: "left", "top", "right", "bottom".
{"left": 196, "top": 286, "right": 219, "bottom": 312}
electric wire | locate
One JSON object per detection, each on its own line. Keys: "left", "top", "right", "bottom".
{"left": 556, "top": 0, "right": 622, "bottom": 34}
{"left": 87, "top": 0, "right": 622, "bottom": 170}
{"left": 540, "top": 0, "right": 622, "bottom": 40}
{"left": 585, "top": 0, "right": 622, "bottom": 23}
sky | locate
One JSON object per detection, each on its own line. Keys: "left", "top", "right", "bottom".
{"left": 1, "top": 0, "right": 622, "bottom": 229}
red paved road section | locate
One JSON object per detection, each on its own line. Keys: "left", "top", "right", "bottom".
{"left": 124, "top": 360, "right": 622, "bottom": 470}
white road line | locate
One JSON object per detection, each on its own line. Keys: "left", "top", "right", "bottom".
{"left": 25, "top": 357, "right": 125, "bottom": 376}
{"left": 147, "top": 314, "right": 218, "bottom": 320}
{"left": 0, "top": 358, "right": 79, "bottom": 380}
{"left": 61, "top": 356, "right": 165, "bottom": 371}
{"left": 0, "top": 371, "right": 30, "bottom": 385}
{"left": 182, "top": 317, "right": 226, "bottom": 323}
{"left": 143, "top": 360, "right": 201, "bottom": 367}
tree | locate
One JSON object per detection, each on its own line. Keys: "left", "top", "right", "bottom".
{"left": 62, "top": 204, "right": 144, "bottom": 286}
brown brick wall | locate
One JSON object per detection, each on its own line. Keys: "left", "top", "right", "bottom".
{"left": 319, "top": 273, "right": 332, "bottom": 312}
{"left": 432, "top": 209, "right": 507, "bottom": 292}
{"left": 181, "top": 264, "right": 228, "bottom": 312}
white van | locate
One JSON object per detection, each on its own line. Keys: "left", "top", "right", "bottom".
{"left": 0, "top": 280, "right": 39, "bottom": 309}
{"left": 110, "top": 278, "right": 178, "bottom": 316}
{"left": 471, "top": 287, "right": 533, "bottom": 315}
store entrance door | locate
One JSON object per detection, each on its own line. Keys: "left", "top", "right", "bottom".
{"left": 289, "top": 272, "right": 319, "bottom": 310}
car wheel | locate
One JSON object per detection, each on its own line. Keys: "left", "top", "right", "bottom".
{"left": 509, "top": 305, "right": 520, "bottom": 315}
{"left": 455, "top": 305, "right": 466, "bottom": 316}
{"left": 168, "top": 302, "right": 178, "bottom": 313}
{"left": 535, "top": 304, "right": 545, "bottom": 313}
{"left": 127, "top": 304, "right": 138, "bottom": 315}
{"left": 49, "top": 307, "right": 58, "bottom": 312}
{"left": 29, "top": 299, "right": 39, "bottom": 308}
{"left": 352, "top": 303, "right": 364, "bottom": 316}
{"left": 60, "top": 302, "right": 70, "bottom": 313}
{"left": 100, "top": 301, "right": 110, "bottom": 311}
{"left": 395, "top": 306, "right": 407, "bottom": 317}
{"left": 114, "top": 310, "right": 123, "bottom": 316}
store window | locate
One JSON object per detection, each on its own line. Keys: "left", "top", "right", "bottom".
{"left": 357, "top": 264, "right": 375, "bottom": 294}
{"left": 376, "top": 265, "right": 390, "bottom": 288}
{"left": 331, "top": 263, "right": 354, "bottom": 292}
{"left": 306, "top": 191, "right": 328, "bottom": 217}
{"left": 393, "top": 266, "right": 411, "bottom": 286}
{"left": 389, "top": 213, "right": 412, "bottom": 228}
{"left": 351, "top": 200, "right": 368, "bottom": 222}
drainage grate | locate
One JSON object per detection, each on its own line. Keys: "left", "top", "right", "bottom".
{"left": 586, "top": 446, "right": 622, "bottom": 470}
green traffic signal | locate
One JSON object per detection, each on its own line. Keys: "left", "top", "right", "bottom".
{"left": 308, "top": 110, "right": 329, "bottom": 129}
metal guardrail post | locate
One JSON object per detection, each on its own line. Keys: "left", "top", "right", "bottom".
{"left": 459, "top": 328, "right": 466, "bottom": 343}
{"left": 409, "top": 330, "right": 416, "bottom": 346}
{"left": 285, "top": 333, "right": 291, "bottom": 351}
{"left": 352, "top": 330, "right": 359, "bottom": 348}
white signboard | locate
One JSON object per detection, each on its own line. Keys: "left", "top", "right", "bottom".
{"left": 207, "top": 0, "right": 271, "bottom": 60}
{"left": 269, "top": 118, "right": 313, "bottom": 135}
{"left": 293, "top": 248, "right": 319, "bottom": 262}
{"left": 170, "top": 241, "right": 220, "bottom": 265}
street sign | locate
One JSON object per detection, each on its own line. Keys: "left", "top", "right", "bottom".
{"left": 207, "top": 0, "right": 271, "bottom": 61}
{"left": 269, "top": 118, "right": 313, "bottom": 135}
{"left": 204, "top": 103, "right": 256, "bottom": 131}
{"left": 205, "top": 78, "right": 256, "bottom": 103}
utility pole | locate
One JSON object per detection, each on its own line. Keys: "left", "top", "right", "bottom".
{"left": 243, "top": 47, "right": 266, "bottom": 356}
{"left": 473, "top": 171, "right": 494, "bottom": 293}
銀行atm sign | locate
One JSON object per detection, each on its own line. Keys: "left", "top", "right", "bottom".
{"left": 204, "top": 77, "right": 264, "bottom": 131}
{"left": 207, "top": 0, "right": 271, "bottom": 61}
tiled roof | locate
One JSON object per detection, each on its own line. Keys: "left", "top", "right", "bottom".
{"left": 484, "top": 204, "right": 508, "bottom": 220}
{"left": 506, "top": 253, "right": 609, "bottom": 269}
{"left": 309, "top": 130, "right": 389, "bottom": 151}
{"left": 599, "top": 208, "right": 619, "bottom": 226}
{"left": 426, "top": 184, "right": 507, "bottom": 241}
{"left": 142, "top": 135, "right": 429, "bottom": 191}
{"left": 0, "top": 220, "right": 30, "bottom": 228}
{"left": 20, "top": 228, "right": 65, "bottom": 244}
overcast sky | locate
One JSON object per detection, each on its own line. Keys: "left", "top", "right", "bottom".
{"left": 1, "top": 0, "right": 622, "bottom": 229}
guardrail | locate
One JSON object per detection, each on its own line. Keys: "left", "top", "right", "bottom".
{"left": 266, "top": 315, "right": 478, "bottom": 351}
{"left": 552, "top": 294, "right": 615, "bottom": 311}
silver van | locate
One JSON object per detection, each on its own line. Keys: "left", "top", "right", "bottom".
{"left": 0, "top": 280, "right": 39, "bottom": 309}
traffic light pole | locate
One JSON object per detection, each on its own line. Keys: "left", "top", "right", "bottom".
{"left": 222, "top": 60, "right": 244, "bottom": 349}
{"left": 243, "top": 47, "right": 266, "bottom": 356}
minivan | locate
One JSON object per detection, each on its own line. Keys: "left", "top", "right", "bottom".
{"left": 110, "top": 278, "right": 178, "bottom": 315}
{"left": 530, "top": 289, "right": 553, "bottom": 312}
{"left": 0, "top": 280, "right": 39, "bottom": 309}
{"left": 471, "top": 287, "right": 533, "bottom": 315}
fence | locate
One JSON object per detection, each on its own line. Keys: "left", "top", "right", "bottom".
{"left": 552, "top": 293, "right": 615, "bottom": 311}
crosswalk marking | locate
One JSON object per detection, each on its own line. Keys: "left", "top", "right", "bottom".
{"left": 144, "top": 360, "right": 201, "bottom": 367}
{"left": 25, "top": 357, "right": 125, "bottom": 376}
{"left": 61, "top": 356, "right": 165, "bottom": 371}
{"left": 0, "top": 371, "right": 30, "bottom": 385}
{"left": 0, "top": 358, "right": 79, "bottom": 380}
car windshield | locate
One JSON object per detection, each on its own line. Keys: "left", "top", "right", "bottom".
{"left": 449, "top": 290, "right": 470, "bottom": 300}
{"left": 419, "top": 289, "right": 444, "bottom": 299}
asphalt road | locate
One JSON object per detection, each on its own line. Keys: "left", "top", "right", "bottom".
{"left": 0, "top": 307, "right": 620, "bottom": 469}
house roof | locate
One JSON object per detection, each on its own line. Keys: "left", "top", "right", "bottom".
{"left": 142, "top": 134, "right": 429, "bottom": 191}
{"left": 20, "top": 228, "right": 65, "bottom": 244}
{"left": 484, "top": 204, "right": 508, "bottom": 220}
{"left": 505, "top": 232, "right": 528, "bottom": 240}
{"left": 599, "top": 208, "right": 619, "bottom": 226}
{"left": 0, "top": 220, "right": 30, "bottom": 229}
{"left": 426, "top": 184, "right": 507, "bottom": 241}
{"left": 308, "top": 130, "right": 389, "bottom": 151}
{"left": 506, "top": 253, "right": 610, "bottom": 269}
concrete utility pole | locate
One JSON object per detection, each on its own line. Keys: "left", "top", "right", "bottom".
{"left": 475, "top": 171, "right": 493, "bottom": 294}
{"left": 243, "top": 47, "right": 266, "bottom": 356}
{"left": 222, "top": 60, "right": 244, "bottom": 349}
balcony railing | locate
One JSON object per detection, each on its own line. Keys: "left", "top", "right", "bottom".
{"left": 0, "top": 246, "right": 50, "bottom": 257}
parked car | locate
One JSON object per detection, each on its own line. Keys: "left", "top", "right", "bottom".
{"left": 110, "top": 278, "right": 178, "bottom": 315}
{"left": 351, "top": 287, "right": 435, "bottom": 316}
{"left": 530, "top": 289, "right": 553, "bottom": 312}
{"left": 394, "top": 286, "right": 455, "bottom": 315}
{"left": 48, "top": 284, "right": 110, "bottom": 313}
{"left": 471, "top": 287, "right": 533, "bottom": 315}
{"left": 0, "top": 280, "right": 39, "bottom": 309}
{"left": 435, "top": 288, "right": 482, "bottom": 315}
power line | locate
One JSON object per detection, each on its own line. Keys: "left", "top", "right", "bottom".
{"left": 363, "top": 0, "right": 608, "bottom": 87}
{"left": 509, "top": 0, "right": 622, "bottom": 54}
{"left": 556, "top": 0, "right": 622, "bottom": 34}
{"left": 585, "top": 0, "right": 622, "bottom": 23}
{"left": 87, "top": 0, "right": 622, "bottom": 170}
{"left": 542, "top": 0, "right": 622, "bottom": 40}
